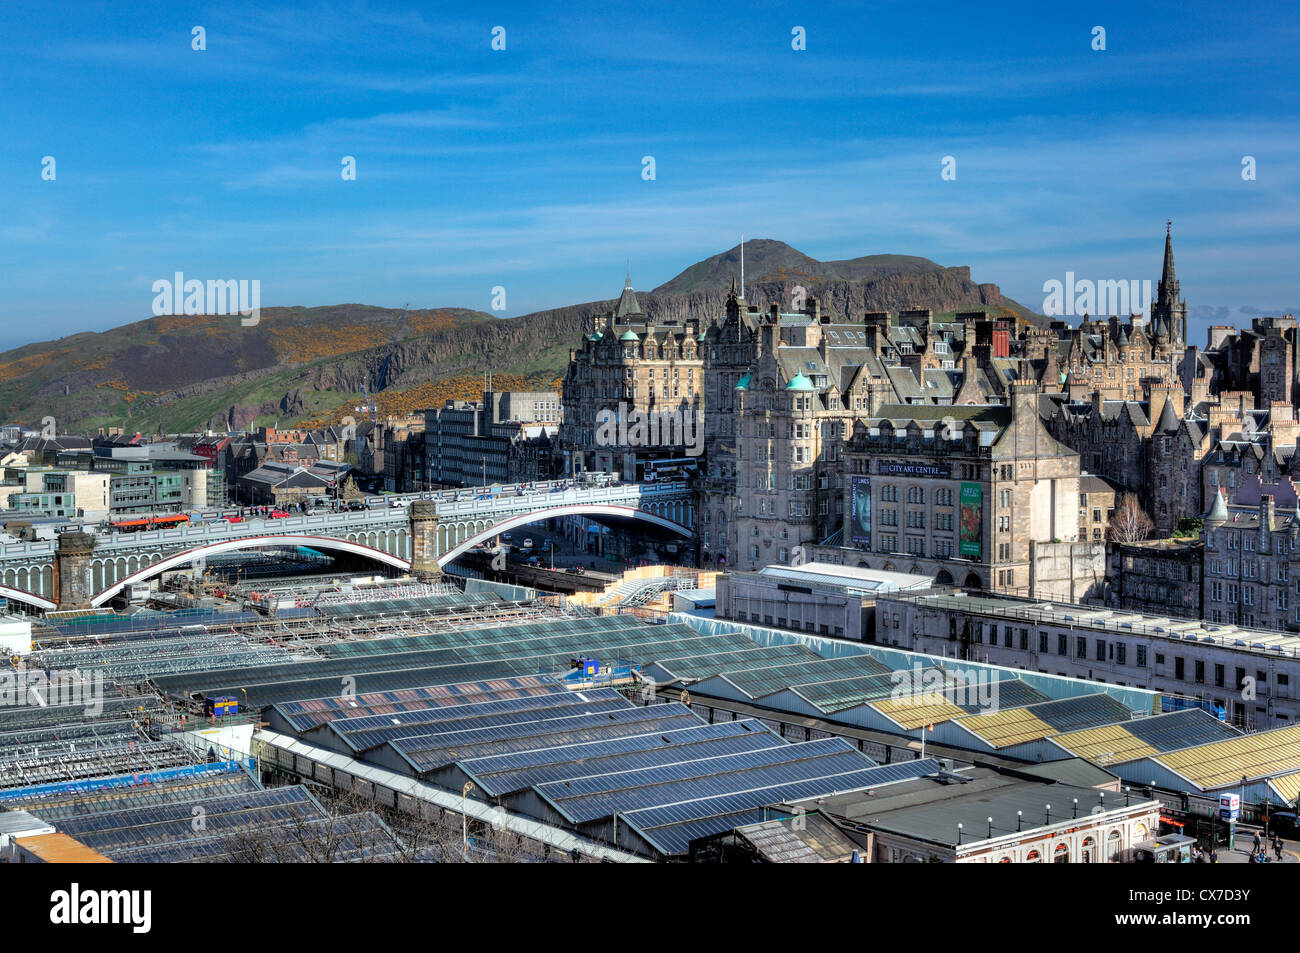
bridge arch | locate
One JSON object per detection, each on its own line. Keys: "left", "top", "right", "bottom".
{"left": 437, "top": 503, "right": 692, "bottom": 566}
{"left": 89, "top": 534, "right": 411, "bottom": 608}
{"left": 0, "top": 584, "right": 56, "bottom": 611}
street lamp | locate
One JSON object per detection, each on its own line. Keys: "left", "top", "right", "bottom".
{"left": 462, "top": 781, "right": 476, "bottom": 853}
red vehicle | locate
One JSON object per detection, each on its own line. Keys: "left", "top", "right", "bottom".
{"left": 111, "top": 514, "right": 190, "bottom": 533}
{"left": 269, "top": 510, "right": 289, "bottom": 518}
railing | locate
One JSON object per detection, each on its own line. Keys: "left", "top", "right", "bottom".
{"left": 884, "top": 588, "right": 1300, "bottom": 660}
{"left": 0, "top": 480, "right": 694, "bottom": 564}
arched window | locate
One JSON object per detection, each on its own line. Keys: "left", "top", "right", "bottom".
{"left": 1025, "top": 850, "right": 1041, "bottom": 862}
{"left": 1107, "top": 829, "right": 1122, "bottom": 861}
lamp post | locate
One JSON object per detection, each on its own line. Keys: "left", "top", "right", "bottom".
{"left": 1045, "top": 804, "right": 1052, "bottom": 825}
{"left": 987, "top": 816, "right": 993, "bottom": 839}
{"left": 1017, "top": 810, "right": 1023, "bottom": 831}
{"left": 462, "top": 781, "right": 475, "bottom": 853}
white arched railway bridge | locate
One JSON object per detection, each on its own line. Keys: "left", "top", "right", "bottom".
{"left": 0, "top": 480, "right": 694, "bottom": 610}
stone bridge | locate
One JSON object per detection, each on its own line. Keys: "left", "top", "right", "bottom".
{"left": 0, "top": 480, "right": 694, "bottom": 610}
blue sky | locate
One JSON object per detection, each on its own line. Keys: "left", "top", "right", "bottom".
{"left": 2, "top": 0, "right": 1298, "bottom": 351}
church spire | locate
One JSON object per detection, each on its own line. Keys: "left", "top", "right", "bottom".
{"left": 1152, "top": 221, "right": 1186, "bottom": 344}
{"left": 1160, "top": 221, "right": 1177, "bottom": 297}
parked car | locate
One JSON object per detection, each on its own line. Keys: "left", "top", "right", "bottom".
{"left": 522, "top": 538, "right": 534, "bottom": 549}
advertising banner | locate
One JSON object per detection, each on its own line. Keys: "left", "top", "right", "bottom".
{"left": 850, "top": 475, "right": 872, "bottom": 549}
{"left": 959, "top": 482, "right": 983, "bottom": 558}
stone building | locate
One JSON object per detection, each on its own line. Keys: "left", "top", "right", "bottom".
{"left": 1050, "top": 222, "right": 1188, "bottom": 403}
{"left": 1196, "top": 315, "right": 1300, "bottom": 405}
{"left": 1042, "top": 392, "right": 1152, "bottom": 498}
{"left": 560, "top": 275, "right": 703, "bottom": 480}
{"left": 1202, "top": 490, "right": 1300, "bottom": 630}
{"left": 1105, "top": 537, "right": 1204, "bottom": 618}
{"left": 832, "top": 379, "right": 1082, "bottom": 592}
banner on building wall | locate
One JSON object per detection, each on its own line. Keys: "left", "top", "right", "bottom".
{"left": 959, "top": 482, "right": 983, "bottom": 558}
{"left": 850, "top": 475, "right": 871, "bottom": 549}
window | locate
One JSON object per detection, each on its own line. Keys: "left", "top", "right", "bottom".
{"left": 1076, "top": 636, "right": 1087, "bottom": 659}
{"left": 1136, "top": 645, "right": 1147, "bottom": 667}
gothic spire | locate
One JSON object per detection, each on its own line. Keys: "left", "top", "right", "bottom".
{"left": 1152, "top": 221, "right": 1185, "bottom": 343}
{"left": 1160, "top": 221, "right": 1177, "bottom": 298}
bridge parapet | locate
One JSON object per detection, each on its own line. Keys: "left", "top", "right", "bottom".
{"left": 0, "top": 479, "right": 696, "bottom": 608}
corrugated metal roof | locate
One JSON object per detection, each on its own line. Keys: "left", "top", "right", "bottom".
{"left": 871, "top": 692, "right": 967, "bottom": 730}
{"left": 1153, "top": 723, "right": 1300, "bottom": 789}
{"left": 954, "top": 694, "right": 1133, "bottom": 749}
{"left": 1049, "top": 709, "right": 1239, "bottom": 766}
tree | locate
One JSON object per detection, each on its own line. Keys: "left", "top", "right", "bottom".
{"left": 1108, "top": 493, "right": 1154, "bottom": 543}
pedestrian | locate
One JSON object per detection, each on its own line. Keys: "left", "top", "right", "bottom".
{"left": 1253, "top": 830, "right": 1262, "bottom": 857}
{"left": 1275, "top": 836, "right": 1284, "bottom": 862}
{"left": 1211, "top": 846, "right": 1218, "bottom": 863}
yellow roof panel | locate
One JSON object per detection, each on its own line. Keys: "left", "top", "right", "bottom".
{"left": 871, "top": 693, "right": 967, "bottom": 731}
{"left": 953, "top": 707, "right": 1059, "bottom": 748}
{"left": 1156, "top": 723, "right": 1300, "bottom": 789}
{"left": 1049, "top": 722, "right": 1158, "bottom": 765}
{"left": 1268, "top": 771, "right": 1300, "bottom": 805}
